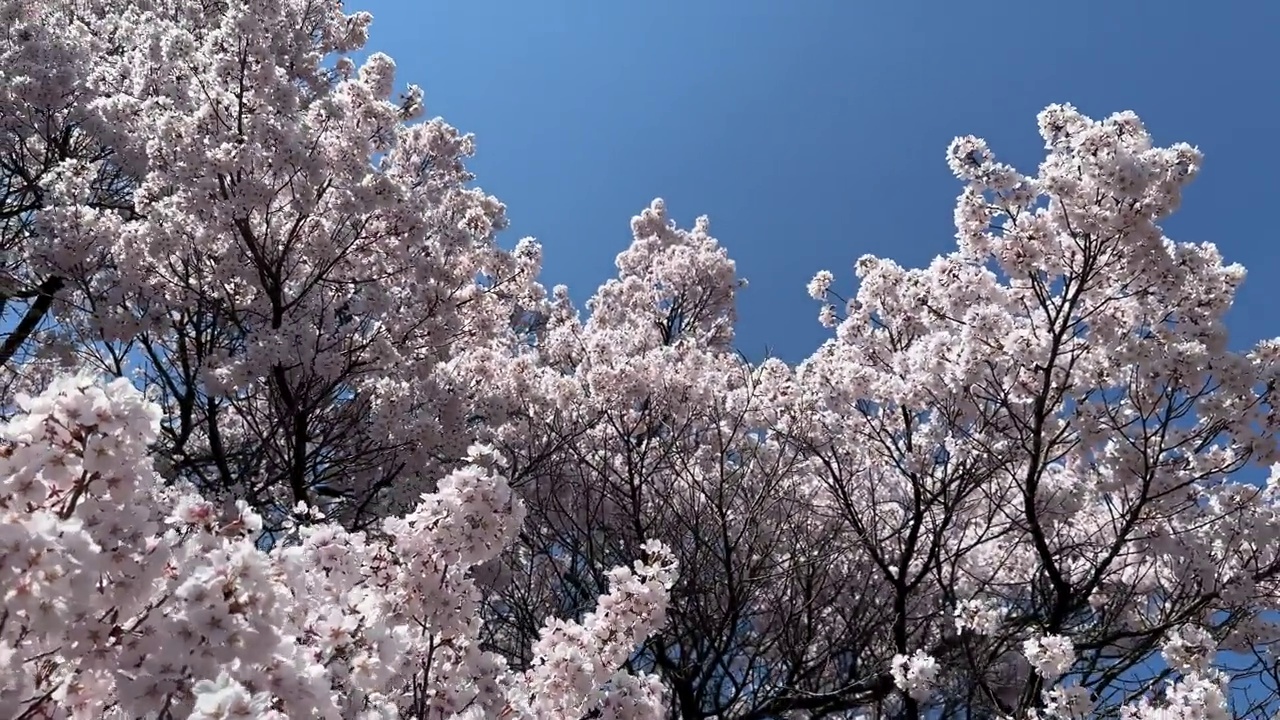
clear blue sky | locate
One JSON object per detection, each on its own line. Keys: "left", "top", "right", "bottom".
{"left": 354, "top": 0, "right": 1279, "bottom": 363}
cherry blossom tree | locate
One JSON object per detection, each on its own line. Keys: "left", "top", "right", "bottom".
{"left": 472, "top": 201, "right": 885, "bottom": 719}
{"left": 1, "top": 0, "right": 546, "bottom": 534}
{"left": 2, "top": 0, "right": 676, "bottom": 715}
{"left": 784, "top": 103, "right": 1280, "bottom": 719}
{"left": 6, "top": 0, "right": 1280, "bottom": 718}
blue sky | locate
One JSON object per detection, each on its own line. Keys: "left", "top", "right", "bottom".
{"left": 351, "top": 0, "right": 1280, "bottom": 363}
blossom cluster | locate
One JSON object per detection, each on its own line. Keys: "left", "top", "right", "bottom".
{"left": 891, "top": 650, "right": 940, "bottom": 701}
{"left": 1023, "top": 635, "right": 1075, "bottom": 681}
{"left": 0, "top": 375, "right": 676, "bottom": 718}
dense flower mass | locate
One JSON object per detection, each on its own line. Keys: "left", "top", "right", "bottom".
{"left": 0, "top": 375, "right": 676, "bottom": 718}
{"left": 5, "top": 0, "right": 1280, "bottom": 718}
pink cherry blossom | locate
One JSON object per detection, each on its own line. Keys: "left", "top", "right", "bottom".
{"left": 5, "top": 1, "right": 1280, "bottom": 718}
